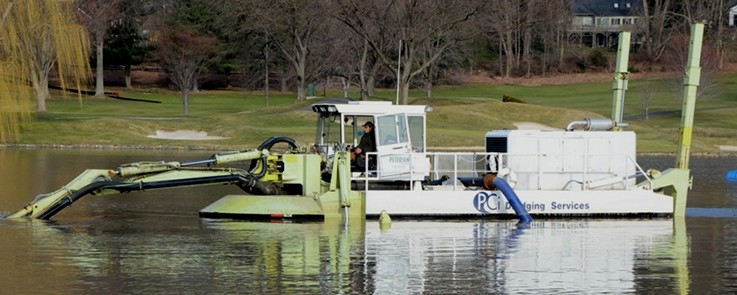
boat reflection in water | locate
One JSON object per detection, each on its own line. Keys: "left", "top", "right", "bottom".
{"left": 198, "top": 218, "right": 688, "bottom": 294}
{"left": 364, "top": 218, "right": 688, "bottom": 294}
{"left": 1, "top": 212, "right": 689, "bottom": 294}
{"left": 199, "top": 219, "right": 369, "bottom": 294}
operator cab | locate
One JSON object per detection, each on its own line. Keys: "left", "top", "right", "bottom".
{"left": 311, "top": 101, "right": 431, "bottom": 180}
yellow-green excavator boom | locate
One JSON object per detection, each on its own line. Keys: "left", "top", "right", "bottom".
{"left": 6, "top": 149, "right": 270, "bottom": 220}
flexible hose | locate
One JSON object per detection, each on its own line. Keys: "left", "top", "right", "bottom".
{"left": 256, "top": 136, "right": 300, "bottom": 151}
{"left": 37, "top": 174, "right": 251, "bottom": 220}
{"left": 249, "top": 136, "right": 300, "bottom": 173}
{"left": 493, "top": 176, "right": 533, "bottom": 224}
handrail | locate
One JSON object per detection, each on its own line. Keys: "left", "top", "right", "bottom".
{"left": 350, "top": 151, "right": 649, "bottom": 192}
{"left": 628, "top": 154, "right": 652, "bottom": 189}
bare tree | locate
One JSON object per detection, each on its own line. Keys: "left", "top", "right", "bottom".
{"left": 480, "top": 0, "right": 571, "bottom": 78}
{"left": 681, "top": 0, "right": 728, "bottom": 69}
{"left": 78, "top": 0, "right": 123, "bottom": 97}
{"left": 350, "top": 38, "right": 379, "bottom": 100}
{"left": 535, "top": 0, "right": 571, "bottom": 76}
{"left": 359, "top": 39, "right": 383, "bottom": 99}
{"left": 155, "top": 26, "right": 216, "bottom": 116}
{"left": 206, "top": 0, "right": 278, "bottom": 103}
{"left": 646, "top": 0, "right": 728, "bottom": 100}
{"left": 318, "top": 31, "right": 360, "bottom": 98}
{"left": 336, "top": 0, "right": 481, "bottom": 104}
{"left": 263, "top": 35, "right": 272, "bottom": 106}
{"left": 639, "top": 73, "right": 656, "bottom": 120}
{"left": 663, "top": 32, "right": 720, "bottom": 100}
{"left": 480, "top": 0, "right": 518, "bottom": 78}
{"left": 318, "top": 26, "right": 379, "bottom": 100}
{"left": 638, "top": 0, "right": 732, "bottom": 70}
{"left": 250, "top": 0, "right": 328, "bottom": 101}
{"left": 638, "top": 0, "right": 676, "bottom": 64}
{"left": 713, "top": 0, "right": 727, "bottom": 69}
{"left": 332, "top": 4, "right": 386, "bottom": 101}
{"left": 252, "top": 33, "right": 292, "bottom": 105}
{"left": 331, "top": 3, "right": 387, "bottom": 100}
{"left": 417, "top": 39, "right": 468, "bottom": 98}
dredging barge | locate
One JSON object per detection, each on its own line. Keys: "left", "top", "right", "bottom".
{"left": 4, "top": 24, "right": 705, "bottom": 221}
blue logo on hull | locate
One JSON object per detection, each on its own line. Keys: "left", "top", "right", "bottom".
{"left": 473, "top": 191, "right": 502, "bottom": 213}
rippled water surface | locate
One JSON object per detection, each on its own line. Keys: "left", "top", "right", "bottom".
{"left": 1, "top": 149, "right": 736, "bottom": 294}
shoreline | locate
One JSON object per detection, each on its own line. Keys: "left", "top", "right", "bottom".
{"left": 2, "top": 143, "right": 735, "bottom": 157}
{"left": 0, "top": 143, "right": 228, "bottom": 151}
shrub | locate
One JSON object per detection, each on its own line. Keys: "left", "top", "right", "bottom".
{"left": 502, "top": 95, "right": 527, "bottom": 103}
{"left": 589, "top": 50, "right": 609, "bottom": 68}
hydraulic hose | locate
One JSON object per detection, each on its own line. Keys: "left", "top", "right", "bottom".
{"left": 36, "top": 181, "right": 116, "bottom": 220}
{"left": 249, "top": 136, "right": 300, "bottom": 173}
{"left": 36, "top": 174, "right": 251, "bottom": 220}
{"left": 257, "top": 136, "right": 300, "bottom": 151}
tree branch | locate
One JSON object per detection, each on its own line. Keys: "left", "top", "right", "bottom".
{"left": 0, "top": 1, "right": 12, "bottom": 29}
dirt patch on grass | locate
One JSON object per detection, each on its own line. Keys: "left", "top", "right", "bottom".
{"left": 719, "top": 145, "right": 737, "bottom": 152}
{"left": 147, "top": 130, "right": 228, "bottom": 140}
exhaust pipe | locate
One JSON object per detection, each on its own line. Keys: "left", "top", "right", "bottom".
{"left": 565, "top": 118, "right": 629, "bottom": 131}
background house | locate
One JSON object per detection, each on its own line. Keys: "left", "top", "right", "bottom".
{"left": 570, "top": 0, "right": 643, "bottom": 47}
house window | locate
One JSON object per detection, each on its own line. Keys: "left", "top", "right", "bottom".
{"left": 614, "top": 3, "right": 619, "bottom": 8}
{"left": 626, "top": 3, "right": 631, "bottom": 8}
{"left": 623, "top": 18, "right": 632, "bottom": 25}
{"left": 612, "top": 18, "right": 621, "bottom": 25}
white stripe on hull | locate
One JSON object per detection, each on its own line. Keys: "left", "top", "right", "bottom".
{"left": 365, "top": 190, "right": 673, "bottom": 216}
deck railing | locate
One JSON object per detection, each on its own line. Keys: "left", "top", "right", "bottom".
{"left": 353, "top": 152, "right": 652, "bottom": 192}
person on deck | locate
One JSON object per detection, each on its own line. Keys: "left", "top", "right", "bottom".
{"left": 351, "top": 121, "right": 376, "bottom": 170}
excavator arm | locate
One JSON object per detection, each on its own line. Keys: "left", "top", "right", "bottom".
{"left": 7, "top": 149, "right": 272, "bottom": 220}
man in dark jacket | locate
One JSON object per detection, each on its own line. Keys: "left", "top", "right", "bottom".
{"left": 351, "top": 121, "right": 376, "bottom": 169}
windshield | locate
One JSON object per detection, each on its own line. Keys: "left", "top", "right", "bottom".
{"left": 314, "top": 114, "right": 342, "bottom": 154}
{"left": 376, "top": 114, "right": 409, "bottom": 147}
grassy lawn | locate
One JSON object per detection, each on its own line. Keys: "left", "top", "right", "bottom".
{"left": 10, "top": 71, "right": 737, "bottom": 154}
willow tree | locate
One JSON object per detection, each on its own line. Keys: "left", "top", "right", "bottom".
{"left": 0, "top": 0, "right": 90, "bottom": 142}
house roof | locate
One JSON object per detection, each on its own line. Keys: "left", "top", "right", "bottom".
{"left": 729, "top": 0, "right": 737, "bottom": 8}
{"left": 572, "top": 0, "right": 643, "bottom": 17}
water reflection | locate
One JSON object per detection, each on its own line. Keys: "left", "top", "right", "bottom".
{"left": 200, "top": 220, "right": 367, "bottom": 294}
{"left": 370, "top": 219, "right": 690, "bottom": 294}
{"left": 0, "top": 217, "right": 691, "bottom": 294}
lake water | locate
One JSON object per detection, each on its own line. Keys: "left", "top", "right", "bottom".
{"left": 0, "top": 149, "right": 736, "bottom": 294}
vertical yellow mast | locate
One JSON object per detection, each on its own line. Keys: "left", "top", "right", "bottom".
{"left": 611, "top": 31, "right": 631, "bottom": 129}
{"left": 676, "top": 23, "right": 704, "bottom": 170}
{"left": 645, "top": 23, "right": 703, "bottom": 217}
{"left": 672, "top": 23, "right": 701, "bottom": 288}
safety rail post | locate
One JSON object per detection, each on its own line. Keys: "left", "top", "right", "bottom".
{"left": 453, "top": 154, "right": 458, "bottom": 191}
